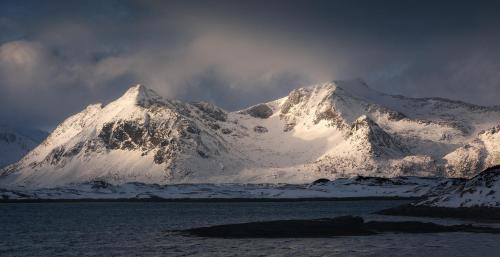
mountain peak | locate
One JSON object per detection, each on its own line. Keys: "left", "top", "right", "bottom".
{"left": 117, "top": 84, "right": 164, "bottom": 107}
{"left": 332, "top": 79, "right": 384, "bottom": 100}
{"left": 285, "top": 79, "right": 383, "bottom": 107}
{"left": 127, "top": 84, "right": 147, "bottom": 93}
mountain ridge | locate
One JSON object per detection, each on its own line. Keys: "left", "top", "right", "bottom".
{"left": 2, "top": 80, "right": 500, "bottom": 188}
{"left": 0, "top": 126, "right": 48, "bottom": 169}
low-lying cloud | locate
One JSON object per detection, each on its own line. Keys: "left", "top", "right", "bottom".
{"left": 1, "top": 0, "right": 500, "bottom": 130}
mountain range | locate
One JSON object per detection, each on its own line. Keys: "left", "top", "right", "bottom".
{"left": 0, "top": 127, "right": 47, "bottom": 169}
{"left": 1, "top": 80, "right": 500, "bottom": 188}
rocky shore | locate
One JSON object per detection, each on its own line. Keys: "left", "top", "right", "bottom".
{"left": 178, "top": 216, "right": 500, "bottom": 238}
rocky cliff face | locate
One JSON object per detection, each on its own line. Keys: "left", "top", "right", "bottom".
{"left": 416, "top": 166, "right": 500, "bottom": 207}
{"left": 444, "top": 126, "right": 500, "bottom": 177}
{"left": 2, "top": 81, "right": 500, "bottom": 188}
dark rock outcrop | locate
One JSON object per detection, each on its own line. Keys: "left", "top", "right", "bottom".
{"left": 192, "top": 102, "right": 227, "bottom": 122}
{"left": 312, "top": 178, "right": 330, "bottom": 185}
{"left": 253, "top": 126, "right": 268, "bottom": 133}
{"left": 378, "top": 205, "right": 500, "bottom": 222}
{"left": 240, "top": 104, "right": 273, "bottom": 119}
{"left": 178, "top": 215, "right": 500, "bottom": 238}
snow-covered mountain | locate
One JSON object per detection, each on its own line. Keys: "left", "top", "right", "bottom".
{"left": 0, "top": 127, "right": 47, "bottom": 168}
{"left": 2, "top": 80, "right": 500, "bottom": 188}
{"left": 416, "top": 166, "right": 500, "bottom": 208}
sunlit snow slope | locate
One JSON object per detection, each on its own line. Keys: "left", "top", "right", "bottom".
{"left": 2, "top": 80, "right": 500, "bottom": 188}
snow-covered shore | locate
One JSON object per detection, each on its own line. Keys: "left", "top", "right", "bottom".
{"left": 0, "top": 176, "right": 452, "bottom": 200}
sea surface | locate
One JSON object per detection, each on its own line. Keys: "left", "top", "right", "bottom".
{"left": 1, "top": 200, "right": 499, "bottom": 257}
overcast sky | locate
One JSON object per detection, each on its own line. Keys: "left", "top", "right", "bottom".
{"left": 1, "top": 0, "right": 500, "bottom": 130}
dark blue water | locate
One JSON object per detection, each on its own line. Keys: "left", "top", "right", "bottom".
{"left": 1, "top": 200, "right": 499, "bottom": 257}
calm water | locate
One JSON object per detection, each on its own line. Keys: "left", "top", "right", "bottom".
{"left": 1, "top": 200, "right": 499, "bottom": 257}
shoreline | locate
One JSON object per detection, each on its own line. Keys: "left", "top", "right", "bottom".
{"left": 178, "top": 215, "right": 500, "bottom": 238}
{"left": 377, "top": 204, "right": 500, "bottom": 222}
{"left": 0, "top": 196, "right": 420, "bottom": 203}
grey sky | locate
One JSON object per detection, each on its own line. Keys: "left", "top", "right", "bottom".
{"left": 1, "top": 0, "right": 500, "bottom": 130}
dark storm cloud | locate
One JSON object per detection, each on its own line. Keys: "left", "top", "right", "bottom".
{"left": 1, "top": 0, "right": 500, "bottom": 130}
